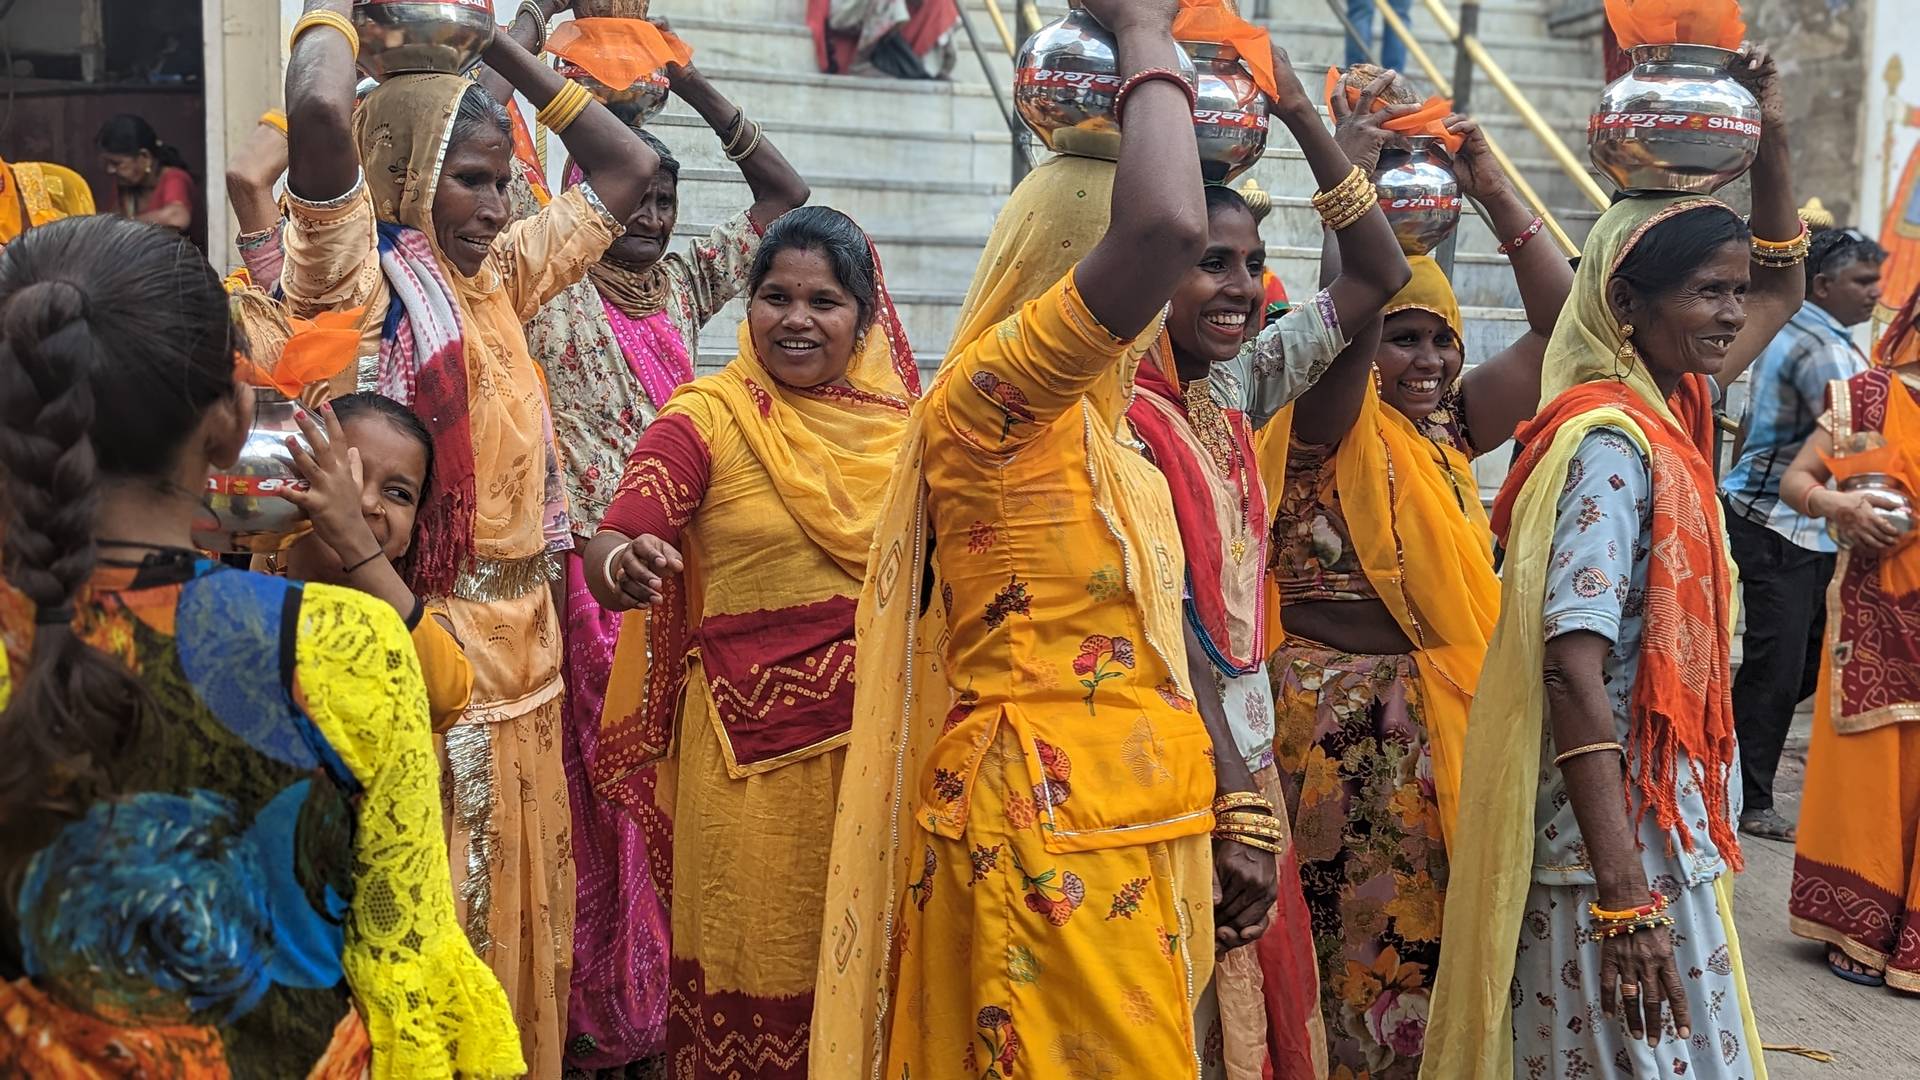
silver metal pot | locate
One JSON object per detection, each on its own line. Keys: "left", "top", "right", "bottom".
{"left": 353, "top": 0, "right": 496, "bottom": 81}
{"left": 554, "top": 58, "right": 673, "bottom": 123}
{"left": 1837, "top": 473, "right": 1917, "bottom": 541}
{"left": 1374, "top": 136, "right": 1460, "bottom": 256}
{"left": 1183, "top": 41, "right": 1269, "bottom": 184}
{"left": 1013, "top": 8, "right": 1195, "bottom": 162}
{"left": 192, "top": 391, "right": 312, "bottom": 555}
{"left": 1589, "top": 44, "right": 1761, "bottom": 195}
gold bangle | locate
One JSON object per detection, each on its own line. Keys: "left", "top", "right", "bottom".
{"left": 261, "top": 109, "right": 289, "bottom": 136}
{"left": 538, "top": 81, "right": 593, "bottom": 133}
{"left": 1217, "top": 821, "right": 1285, "bottom": 841}
{"left": 1552, "top": 740, "right": 1625, "bottom": 768}
{"left": 1217, "top": 810, "right": 1284, "bottom": 829}
{"left": 1310, "top": 165, "right": 1365, "bottom": 209}
{"left": 290, "top": 10, "right": 360, "bottom": 60}
{"left": 1216, "top": 832, "right": 1287, "bottom": 855}
{"left": 1213, "top": 791, "right": 1275, "bottom": 815}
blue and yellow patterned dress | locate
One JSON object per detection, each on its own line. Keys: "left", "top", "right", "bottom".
{"left": 0, "top": 554, "right": 522, "bottom": 1078}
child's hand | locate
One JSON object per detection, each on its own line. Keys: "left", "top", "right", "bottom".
{"left": 283, "top": 402, "right": 380, "bottom": 570}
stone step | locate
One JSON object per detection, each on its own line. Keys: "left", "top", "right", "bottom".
{"left": 650, "top": 106, "right": 1605, "bottom": 213}
{"left": 674, "top": 167, "right": 1010, "bottom": 235}
{"left": 665, "top": 7, "right": 1595, "bottom": 113}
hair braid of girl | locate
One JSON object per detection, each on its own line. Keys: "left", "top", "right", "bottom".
{"left": 0, "top": 278, "right": 145, "bottom": 864}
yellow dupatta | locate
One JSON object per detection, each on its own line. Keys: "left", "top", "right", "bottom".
{"left": 809, "top": 155, "right": 1182, "bottom": 1077}
{"left": 0, "top": 158, "right": 94, "bottom": 246}
{"left": 1420, "top": 195, "right": 1766, "bottom": 1079}
{"left": 1253, "top": 257, "right": 1499, "bottom": 846}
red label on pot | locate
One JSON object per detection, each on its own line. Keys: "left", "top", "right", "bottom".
{"left": 1380, "top": 194, "right": 1462, "bottom": 213}
{"left": 1589, "top": 111, "right": 1762, "bottom": 139}
{"left": 1016, "top": 69, "right": 1125, "bottom": 93}
{"left": 1191, "top": 108, "right": 1270, "bottom": 131}
{"left": 355, "top": 0, "right": 490, "bottom": 9}
{"left": 207, "top": 476, "right": 309, "bottom": 497}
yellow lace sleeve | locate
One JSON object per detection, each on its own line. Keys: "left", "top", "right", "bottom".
{"left": 292, "top": 583, "right": 526, "bottom": 1079}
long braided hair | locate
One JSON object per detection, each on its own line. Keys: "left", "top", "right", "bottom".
{"left": 0, "top": 216, "right": 239, "bottom": 911}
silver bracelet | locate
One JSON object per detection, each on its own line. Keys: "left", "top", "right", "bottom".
{"left": 516, "top": 0, "right": 550, "bottom": 53}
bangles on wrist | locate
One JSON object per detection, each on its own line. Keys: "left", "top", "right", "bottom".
{"left": 1114, "top": 67, "right": 1199, "bottom": 126}
{"left": 1751, "top": 220, "right": 1810, "bottom": 268}
{"left": 515, "top": 0, "right": 550, "bottom": 54}
{"left": 290, "top": 10, "right": 359, "bottom": 60}
{"left": 537, "top": 81, "right": 594, "bottom": 134}
{"left": 1498, "top": 216, "right": 1545, "bottom": 256}
{"left": 1311, "top": 166, "right": 1379, "bottom": 231}
{"left": 1584, "top": 888, "right": 1674, "bottom": 942}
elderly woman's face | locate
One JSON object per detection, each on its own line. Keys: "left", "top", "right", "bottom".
{"left": 431, "top": 126, "right": 514, "bottom": 278}
{"left": 1613, "top": 240, "right": 1750, "bottom": 382}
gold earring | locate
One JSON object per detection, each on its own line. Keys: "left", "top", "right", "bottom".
{"left": 1615, "top": 323, "right": 1636, "bottom": 379}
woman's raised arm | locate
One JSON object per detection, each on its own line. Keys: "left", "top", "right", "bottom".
{"left": 284, "top": 0, "right": 361, "bottom": 203}
{"left": 479, "top": 33, "right": 660, "bottom": 226}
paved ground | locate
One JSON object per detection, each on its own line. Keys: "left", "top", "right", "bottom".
{"left": 1731, "top": 708, "right": 1920, "bottom": 1078}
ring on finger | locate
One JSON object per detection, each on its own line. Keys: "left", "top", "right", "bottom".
{"left": 1619, "top": 983, "right": 1641, "bottom": 998}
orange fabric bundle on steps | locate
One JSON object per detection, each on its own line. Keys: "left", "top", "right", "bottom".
{"left": 1323, "top": 67, "right": 1464, "bottom": 154}
{"left": 1604, "top": 0, "right": 1745, "bottom": 50}
{"left": 546, "top": 17, "right": 691, "bottom": 91}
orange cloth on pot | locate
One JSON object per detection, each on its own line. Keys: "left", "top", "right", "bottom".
{"left": 1174, "top": 0, "right": 1278, "bottom": 99}
{"left": 1603, "top": 0, "right": 1745, "bottom": 51}
{"left": 1323, "top": 67, "right": 1464, "bottom": 155}
{"left": 546, "top": 17, "right": 691, "bottom": 91}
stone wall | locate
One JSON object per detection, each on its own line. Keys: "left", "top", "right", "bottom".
{"left": 1744, "top": 0, "right": 1874, "bottom": 227}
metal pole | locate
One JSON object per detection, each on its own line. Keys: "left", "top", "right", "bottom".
{"left": 1450, "top": 1, "right": 1479, "bottom": 114}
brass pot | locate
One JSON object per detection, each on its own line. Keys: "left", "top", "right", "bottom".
{"left": 554, "top": 58, "right": 672, "bottom": 122}
{"left": 353, "top": 0, "right": 495, "bottom": 80}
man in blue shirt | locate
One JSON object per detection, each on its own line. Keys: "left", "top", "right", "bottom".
{"left": 1722, "top": 227, "right": 1885, "bottom": 840}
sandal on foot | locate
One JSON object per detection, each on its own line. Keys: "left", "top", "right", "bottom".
{"left": 1827, "top": 947, "right": 1886, "bottom": 987}
{"left": 1740, "top": 808, "right": 1797, "bottom": 842}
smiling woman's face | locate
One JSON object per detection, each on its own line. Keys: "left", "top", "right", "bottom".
{"left": 747, "top": 246, "right": 865, "bottom": 388}
{"left": 430, "top": 126, "right": 513, "bottom": 278}
{"left": 604, "top": 169, "right": 678, "bottom": 269}
{"left": 1611, "top": 239, "right": 1750, "bottom": 383}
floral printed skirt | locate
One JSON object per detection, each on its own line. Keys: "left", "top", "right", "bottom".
{"left": 1271, "top": 639, "right": 1445, "bottom": 1080}
{"left": 1512, "top": 877, "right": 1761, "bottom": 1079}
{"left": 884, "top": 727, "right": 1214, "bottom": 1078}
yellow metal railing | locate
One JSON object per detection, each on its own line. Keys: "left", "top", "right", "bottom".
{"left": 1372, "top": 0, "right": 1581, "bottom": 256}
{"left": 1418, "top": 0, "right": 1610, "bottom": 213}
{"left": 981, "top": 0, "right": 1017, "bottom": 55}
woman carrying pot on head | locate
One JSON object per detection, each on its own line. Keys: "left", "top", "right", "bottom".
{"left": 502, "top": 8, "right": 812, "bottom": 1071}
{"left": 1777, "top": 285, "right": 1920, "bottom": 995}
{"left": 279, "top": 1, "right": 664, "bottom": 1072}
{"left": 97, "top": 114, "right": 198, "bottom": 238}
{"left": 1422, "top": 45, "right": 1799, "bottom": 1080}
{"left": 1259, "top": 74, "right": 1574, "bottom": 1078}
{"left": 0, "top": 215, "right": 521, "bottom": 1079}
{"left": 1129, "top": 106, "right": 1409, "bottom": 1080}
{"left": 581, "top": 205, "right": 919, "bottom": 1078}
{"left": 811, "top": 0, "right": 1410, "bottom": 1073}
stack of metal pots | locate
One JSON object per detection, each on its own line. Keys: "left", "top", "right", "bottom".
{"left": 1589, "top": 44, "right": 1762, "bottom": 195}
{"left": 352, "top": 0, "right": 496, "bottom": 80}
{"left": 1013, "top": 8, "right": 1268, "bottom": 183}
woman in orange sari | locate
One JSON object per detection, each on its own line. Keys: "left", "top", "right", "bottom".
{"left": 583, "top": 206, "right": 919, "bottom": 1077}
{"left": 1779, "top": 287, "right": 1920, "bottom": 992}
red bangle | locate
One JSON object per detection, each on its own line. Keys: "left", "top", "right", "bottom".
{"left": 1114, "top": 67, "right": 1198, "bottom": 126}
{"left": 1498, "top": 216, "right": 1544, "bottom": 256}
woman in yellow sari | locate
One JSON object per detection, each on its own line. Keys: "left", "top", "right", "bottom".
{"left": 812, "top": 2, "right": 1409, "bottom": 1074}
{"left": 0, "top": 156, "right": 93, "bottom": 249}
{"left": 1778, "top": 286, "right": 1920, "bottom": 992}
{"left": 1423, "top": 47, "right": 1801, "bottom": 1080}
{"left": 1259, "top": 95, "right": 1569, "bottom": 1077}
{"left": 280, "top": 2, "right": 665, "bottom": 1070}
{"left": 583, "top": 205, "right": 919, "bottom": 1077}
